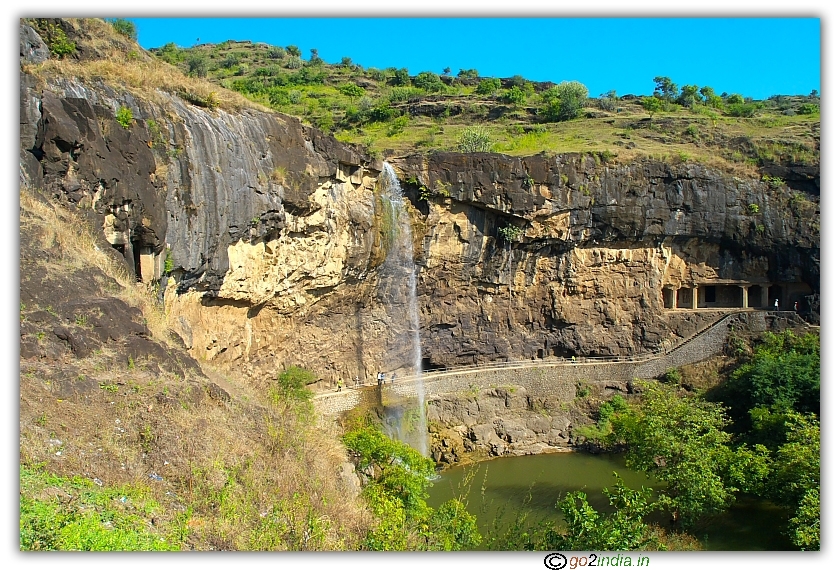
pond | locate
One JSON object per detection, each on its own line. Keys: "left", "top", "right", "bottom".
{"left": 426, "top": 452, "right": 793, "bottom": 551}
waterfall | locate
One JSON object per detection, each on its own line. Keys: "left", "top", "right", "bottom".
{"left": 378, "top": 163, "right": 428, "bottom": 456}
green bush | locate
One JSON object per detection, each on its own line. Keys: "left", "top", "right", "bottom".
{"left": 475, "top": 77, "right": 501, "bottom": 96}
{"left": 38, "top": 21, "right": 76, "bottom": 59}
{"left": 539, "top": 81, "right": 589, "bottom": 122}
{"left": 387, "top": 115, "right": 409, "bottom": 137}
{"left": 457, "top": 68, "right": 479, "bottom": 79}
{"left": 274, "top": 366, "right": 316, "bottom": 403}
{"left": 342, "top": 425, "right": 479, "bottom": 551}
{"left": 413, "top": 71, "right": 445, "bottom": 93}
{"left": 108, "top": 18, "right": 137, "bottom": 40}
{"left": 115, "top": 106, "right": 133, "bottom": 129}
{"left": 186, "top": 54, "right": 208, "bottom": 78}
{"left": 797, "top": 103, "right": 819, "bottom": 115}
{"left": 338, "top": 83, "right": 365, "bottom": 98}
{"left": 456, "top": 126, "right": 492, "bottom": 153}
{"left": 393, "top": 68, "right": 410, "bottom": 86}
{"left": 497, "top": 223, "right": 522, "bottom": 242}
{"left": 499, "top": 86, "right": 527, "bottom": 105}
{"left": 388, "top": 87, "right": 424, "bottom": 103}
{"left": 726, "top": 102, "right": 763, "bottom": 118}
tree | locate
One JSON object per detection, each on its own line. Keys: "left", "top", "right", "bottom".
{"left": 340, "top": 56, "right": 353, "bottom": 67}
{"left": 285, "top": 44, "right": 301, "bottom": 58}
{"left": 309, "top": 48, "right": 322, "bottom": 64}
{"left": 653, "top": 76, "right": 678, "bottom": 102}
{"left": 186, "top": 53, "right": 208, "bottom": 78}
{"left": 640, "top": 96, "right": 663, "bottom": 119}
{"left": 393, "top": 68, "right": 410, "bottom": 86}
{"left": 539, "top": 81, "right": 589, "bottom": 122}
{"left": 156, "top": 42, "right": 182, "bottom": 65}
{"left": 677, "top": 84, "right": 701, "bottom": 108}
{"left": 457, "top": 68, "right": 479, "bottom": 79}
{"left": 764, "top": 412, "right": 820, "bottom": 550}
{"left": 553, "top": 477, "right": 664, "bottom": 551}
{"left": 612, "top": 382, "right": 739, "bottom": 526}
{"left": 720, "top": 331, "right": 820, "bottom": 431}
{"left": 442, "top": 67, "right": 451, "bottom": 76}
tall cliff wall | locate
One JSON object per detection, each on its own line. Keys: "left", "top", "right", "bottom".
{"left": 20, "top": 22, "right": 820, "bottom": 385}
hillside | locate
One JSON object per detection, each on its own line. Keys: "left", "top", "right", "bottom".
{"left": 153, "top": 37, "right": 820, "bottom": 181}
{"left": 19, "top": 18, "right": 820, "bottom": 552}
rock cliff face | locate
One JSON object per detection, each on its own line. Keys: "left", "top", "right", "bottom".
{"left": 20, "top": 22, "right": 820, "bottom": 385}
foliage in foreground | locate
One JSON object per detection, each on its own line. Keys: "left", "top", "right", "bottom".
{"left": 342, "top": 424, "right": 480, "bottom": 551}
{"left": 485, "top": 475, "right": 699, "bottom": 552}
{"left": 20, "top": 464, "right": 182, "bottom": 551}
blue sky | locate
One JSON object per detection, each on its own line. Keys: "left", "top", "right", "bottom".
{"left": 132, "top": 17, "right": 821, "bottom": 99}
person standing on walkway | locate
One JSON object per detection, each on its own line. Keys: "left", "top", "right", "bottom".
{"left": 774, "top": 299, "right": 780, "bottom": 312}
{"left": 337, "top": 379, "right": 343, "bottom": 392}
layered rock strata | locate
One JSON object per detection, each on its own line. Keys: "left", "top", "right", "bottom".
{"left": 20, "top": 22, "right": 820, "bottom": 386}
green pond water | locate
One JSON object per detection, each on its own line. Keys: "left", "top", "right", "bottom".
{"left": 426, "top": 452, "right": 794, "bottom": 551}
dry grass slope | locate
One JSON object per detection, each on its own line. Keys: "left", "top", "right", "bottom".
{"left": 19, "top": 186, "right": 371, "bottom": 550}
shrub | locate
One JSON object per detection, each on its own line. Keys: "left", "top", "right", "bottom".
{"left": 267, "top": 46, "right": 285, "bottom": 59}
{"left": 115, "top": 106, "right": 133, "bottom": 129}
{"left": 274, "top": 366, "right": 316, "bottom": 403}
{"left": 457, "top": 68, "right": 479, "bottom": 79}
{"left": 155, "top": 42, "right": 181, "bottom": 65}
{"left": 367, "top": 67, "right": 386, "bottom": 81}
{"left": 475, "top": 77, "right": 502, "bottom": 96}
{"left": 797, "top": 103, "right": 819, "bottom": 115}
{"left": 285, "top": 45, "right": 301, "bottom": 58}
{"left": 497, "top": 223, "right": 522, "bottom": 242}
{"left": 456, "top": 126, "right": 492, "bottom": 153}
{"left": 596, "top": 90, "right": 618, "bottom": 111}
{"left": 285, "top": 56, "right": 303, "bottom": 69}
{"left": 413, "top": 71, "right": 445, "bottom": 93}
{"left": 186, "top": 54, "right": 208, "bottom": 78}
{"left": 37, "top": 21, "right": 76, "bottom": 59}
{"left": 387, "top": 115, "right": 409, "bottom": 137}
{"left": 389, "top": 87, "right": 424, "bottom": 103}
{"left": 539, "top": 81, "right": 589, "bottom": 122}
{"left": 338, "top": 83, "right": 365, "bottom": 98}
{"left": 108, "top": 18, "right": 137, "bottom": 40}
{"left": 393, "top": 68, "right": 410, "bottom": 86}
{"left": 726, "top": 102, "right": 763, "bottom": 118}
{"left": 499, "top": 86, "right": 526, "bottom": 105}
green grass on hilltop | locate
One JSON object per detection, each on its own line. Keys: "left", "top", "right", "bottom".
{"left": 151, "top": 39, "right": 820, "bottom": 173}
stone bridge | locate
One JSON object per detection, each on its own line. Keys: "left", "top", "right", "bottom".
{"left": 314, "top": 310, "right": 809, "bottom": 416}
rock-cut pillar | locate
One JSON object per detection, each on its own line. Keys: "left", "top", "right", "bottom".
{"left": 691, "top": 287, "right": 698, "bottom": 310}
{"left": 761, "top": 285, "right": 770, "bottom": 308}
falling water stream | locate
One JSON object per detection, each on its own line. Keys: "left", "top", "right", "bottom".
{"left": 378, "top": 163, "right": 428, "bottom": 456}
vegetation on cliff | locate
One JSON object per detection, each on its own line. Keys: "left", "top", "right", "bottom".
{"left": 149, "top": 35, "right": 819, "bottom": 176}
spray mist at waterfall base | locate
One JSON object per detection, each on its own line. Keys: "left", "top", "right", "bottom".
{"left": 376, "top": 163, "right": 428, "bottom": 457}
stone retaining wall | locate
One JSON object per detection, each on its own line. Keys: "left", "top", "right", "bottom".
{"left": 315, "top": 311, "right": 778, "bottom": 416}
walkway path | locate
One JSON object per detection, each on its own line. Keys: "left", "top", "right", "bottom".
{"left": 314, "top": 310, "right": 813, "bottom": 415}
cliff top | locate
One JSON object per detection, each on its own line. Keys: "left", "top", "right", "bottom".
{"left": 23, "top": 18, "right": 819, "bottom": 183}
